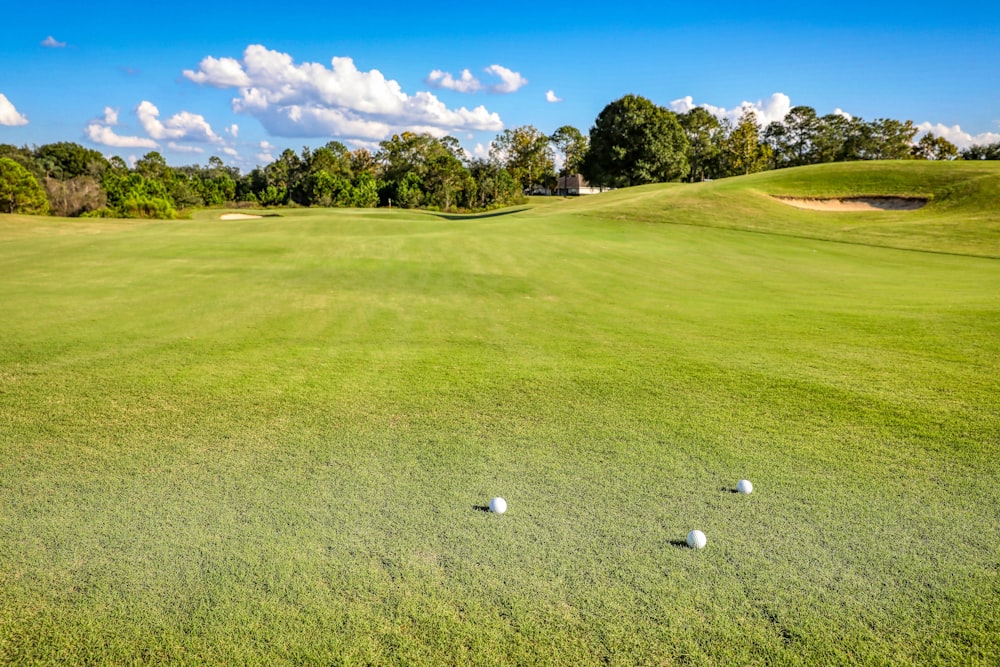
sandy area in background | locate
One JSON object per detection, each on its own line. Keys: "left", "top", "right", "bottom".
{"left": 774, "top": 197, "right": 927, "bottom": 211}
{"left": 220, "top": 213, "right": 263, "bottom": 220}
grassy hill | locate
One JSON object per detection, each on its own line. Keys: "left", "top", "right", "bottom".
{"left": 1, "top": 162, "right": 998, "bottom": 664}
{"left": 531, "top": 160, "right": 1000, "bottom": 257}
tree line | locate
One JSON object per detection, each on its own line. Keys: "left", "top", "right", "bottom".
{"left": 2, "top": 95, "right": 998, "bottom": 217}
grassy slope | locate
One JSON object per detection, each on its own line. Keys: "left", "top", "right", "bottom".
{"left": 0, "top": 162, "right": 998, "bottom": 664}
{"left": 547, "top": 160, "right": 1000, "bottom": 257}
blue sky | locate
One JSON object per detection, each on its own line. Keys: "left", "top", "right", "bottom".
{"left": 2, "top": 1, "right": 998, "bottom": 169}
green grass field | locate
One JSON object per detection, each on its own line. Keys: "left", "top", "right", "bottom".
{"left": 1, "top": 161, "right": 998, "bottom": 665}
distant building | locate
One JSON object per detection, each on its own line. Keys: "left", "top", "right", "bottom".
{"left": 556, "top": 174, "right": 604, "bottom": 196}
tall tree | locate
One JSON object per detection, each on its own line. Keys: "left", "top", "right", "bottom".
{"left": 490, "top": 125, "right": 555, "bottom": 193}
{"left": 549, "top": 125, "right": 589, "bottom": 176}
{"left": 724, "top": 109, "right": 771, "bottom": 176}
{"left": 0, "top": 158, "right": 48, "bottom": 214}
{"left": 813, "top": 113, "right": 855, "bottom": 163}
{"left": 961, "top": 142, "right": 1000, "bottom": 160}
{"left": 679, "top": 107, "right": 724, "bottom": 181}
{"left": 765, "top": 106, "right": 821, "bottom": 168}
{"left": 34, "top": 142, "right": 108, "bottom": 180}
{"left": 582, "top": 94, "right": 690, "bottom": 187}
{"left": 857, "top": 118, "right": 919, "bottom": 160}
{"left": 912, "top": 133, "right": 958, "bottom": 160}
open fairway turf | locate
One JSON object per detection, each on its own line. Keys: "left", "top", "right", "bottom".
{"left": 1, "top": 162, "right": 998, "bottom": 664}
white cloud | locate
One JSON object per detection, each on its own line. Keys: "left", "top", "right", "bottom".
{"left": 670, "top": 92, "right": 791, "bottom": 127}
{"left": 0, "top": 93, "right": 28, "bottom": 126}
{"left": 183, "top": 45, "right": 504, "bottom": 141}
{"left": 484, "top": 64, "right": 527, "bottom": 94}
{"left": 916, "top": 122, "right": 1000, "bottom": 149}
{"left": 833, "top": 108, "right": 853, "bottom": 120}
{"left": 257, "top": 140, "right": 275, "bottom": 163}
{"left": 472, "top": 142, "right": 491, "bottom": 159}
{"left": 546, "top": 90, "right": 563, "bottom": 103}
{"left": 426, "top": 69, "right": 482, "bottom": 93}
{"left": 136, "top": 100, "right": 222, "bottom": 143}
{"left": 103, "top": 107, "right": 119, "bottom": 125}
{"left": 167, "top": 141, "right": 204, "bottom": 154}
{"left": 85, "top": 123, "right": 158, "bottom": 149}
{"left": 226, "top": 124, "right": 239, "bottom": 137}
{"left": 221, "top": 146, "right": 239, "bottom": 157}
{"left": 183, "top": 55, "right": 251, "bottom": 88}
{"left": 41, "top": 36, "right": 66, "bottom": 48}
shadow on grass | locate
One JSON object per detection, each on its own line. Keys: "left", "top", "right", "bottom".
{"left": 429, "top": 207, "right": 531, "bottom": 221}
{"left": 668, "top": 539, "right": 690, "bottom": 548}
{"left": 471, "top": 505, "right": 492, "bottom": 513}
{"left": 720, "top": 486, "right": 739, "bottom": 494}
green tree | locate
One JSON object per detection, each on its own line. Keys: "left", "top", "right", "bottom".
{"left": 98, "top": 155, "right": 177, "bottom": 219}
{"left": 467, "top": 159, "right": 520, "bottom": 209}
{"left": 912, "top": 133, "right": 958, "bottom": 160}
{"left": 0, "top": 158, "right": 49, "bottom": 214}
{"left": 855, "top": 118, "right": 919, "bottom": 160}
{"left": 490, "top": 125, "right": 555, "bottom": 193}
{"left": 376, "top": 132, "right": 471, "bottom": 208}
{"left": 812, "top": 114, "right": 855, "bottom": 163}
{"left": 582, "top": 94, "right": 690, "bottom": 187}
{"left": 724, "top": 109, "right": 771, "bottom": 176}
{"left": 765, "top": 106, "right": 822, "bottom": 168}
{"left": 34, "top": 142, "right": 108, "bottom": 179}
{"left": 679, "top": 107, "right": 724, "bottom": 181}
{"left": 424, "top": 151, "right": 467, "bottom": 210}
{"left": 549, "top": 125, "right": 588, "bottom": 176}
{"left": 961, "top": 142, "right": 1000, "bottom": 160}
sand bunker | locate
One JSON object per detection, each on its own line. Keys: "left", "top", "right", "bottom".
{"left": 220, "top": 213, "right": 263, "bottom": 220}
{"left": 774, "top": 196, "right": 927, "bottom": 211}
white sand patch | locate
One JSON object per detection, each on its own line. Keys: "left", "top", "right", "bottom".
{"left": 774, "top": 197, "right": 927, "bottom": 211}
{"left": 220, "top": 213, "right": 263, "bottom": 220}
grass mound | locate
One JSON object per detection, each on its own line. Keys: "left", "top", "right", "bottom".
{"left": 551, "top": 160, "right": 1000, "bottom": 257}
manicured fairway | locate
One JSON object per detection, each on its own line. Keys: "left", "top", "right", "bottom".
{"left": 1, "top": 162, "right": 998, "bottom": 664}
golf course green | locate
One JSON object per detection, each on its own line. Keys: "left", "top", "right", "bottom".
{"left": 1, "top": 161, "right": 997, "bottom": 664}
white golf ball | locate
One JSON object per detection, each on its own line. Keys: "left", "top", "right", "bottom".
{"left": 489, "top": 497, "right": 507, "bottom": 514}
{"left": 687, "top": 529, "right": 707, "bottom": 549}
{"left": 737, "top": 479, "right": 754, "bottom": 495}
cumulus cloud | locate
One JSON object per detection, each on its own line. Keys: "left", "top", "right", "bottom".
{"left": 183, "top": 45, "right": 504, "bottom": 141}
{"left": 472, "top": 142, "right": 491, "bottom": 159}
{"left": 41, "top": 36, "right": 66, "bottom": 48}
{"left": 86, "top": 101, "right": 225, "bottom": 152}
{"left": 85, "top": 123, "right": 158, "bottom": 149}
{"left": 916, "top": 122, "right": 1000, "bottom": 149}
{"left": 183, "top": 55, "right": 251, "bottom": 88}
{"left": 167, "top": 141, "right": 204, "bottom": 154}
{"left": 0, "top": 93, "right": 28, "bottom": 126}
{"left": 546, "top": 90, "right": 563, "bottom": 103}
{"left": 257, "top": 140, "right": 275, "bottom": 163}
{"left": 136, "top": 100, "right": 222, "bottom": 143}
{"left": 426, "top": 69, "right": 482, "bottom": 93}
{"left": 484, "top": 64, "right": 527, "bottom": 94}
{"left": 673, "top": 92, "right": 792, "bottom": 127}
{"left": 226, "top": 124, "right": 239, "bottom": 137}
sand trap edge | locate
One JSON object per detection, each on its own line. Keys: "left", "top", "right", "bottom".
{"left": 772, "top": 196, "right": 928, "bottom": 211}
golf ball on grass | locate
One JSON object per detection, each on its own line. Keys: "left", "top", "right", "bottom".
{"left": 687, "top": 529, "right": 707, "bottom": 549}
{"left": 489, "top": 497, "right": 507, "bottom": 514}
{"left": 737, "top": 479, "right": 753, "bottom": 494}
